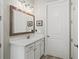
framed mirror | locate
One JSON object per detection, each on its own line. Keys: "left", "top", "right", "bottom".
{"left": 10, "top": 5, "right": 35, "bottom": 36}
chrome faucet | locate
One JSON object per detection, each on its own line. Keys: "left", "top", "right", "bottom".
{"left": 27, "top": 35, "right": 30, "bottom": 39}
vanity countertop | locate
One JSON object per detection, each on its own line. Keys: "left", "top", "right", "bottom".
{"left": 10, "top": 34, "right": 45, "bottom": 46}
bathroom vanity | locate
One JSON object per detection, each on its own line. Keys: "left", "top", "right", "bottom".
{"left": 10, "top": 34, "right": 45, "bottom": 59}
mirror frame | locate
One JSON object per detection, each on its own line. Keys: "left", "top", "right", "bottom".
{"left": 10, "top": 5, "right": 35, "bottom": 36}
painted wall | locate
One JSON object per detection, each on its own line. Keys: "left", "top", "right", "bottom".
{"left": 10, "top": 0, "right": 34, "bottom": 14}
{"left": 34, "top": 0, "right": 46, "bottom": 34}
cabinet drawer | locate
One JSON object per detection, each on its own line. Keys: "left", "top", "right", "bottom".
{"left": 25, "top": 43, "right": 34, "bottom": 53}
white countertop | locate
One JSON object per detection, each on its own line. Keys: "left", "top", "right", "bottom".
{"left": 10, "top": 34, "right": 44, "bottom": 46}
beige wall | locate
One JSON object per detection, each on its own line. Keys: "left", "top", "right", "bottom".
{"left": 34, "top": 0, "right": 46, "bottom": 34}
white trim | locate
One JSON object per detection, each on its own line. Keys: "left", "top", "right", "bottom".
{"left": 0, "top": 0, "right": 4, "bottom": 59}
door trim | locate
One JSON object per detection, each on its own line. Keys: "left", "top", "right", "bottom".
{"left": 69, "top": 0, "right": 72, "bottom": 59}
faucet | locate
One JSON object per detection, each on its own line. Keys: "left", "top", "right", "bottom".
{"left": 27, "top": 35, "right": 30, "bottom": 39}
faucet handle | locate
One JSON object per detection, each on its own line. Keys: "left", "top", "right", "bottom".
{"left": 27, "top": 35, "right": 30, "bottom": 39}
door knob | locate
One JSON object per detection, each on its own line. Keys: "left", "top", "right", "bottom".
{"left": 74, "top": 44, "right": 78, "bottom": 48}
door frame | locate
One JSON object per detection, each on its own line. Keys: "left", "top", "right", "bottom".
{"left": 69, "top": 0, "right": 72, "bottom": 59}
{"left": 0, "top": 0, "right": 3, "bottom": 59}
{"left": 0, "top": 0, "right": 10, "bottom": 59}
{"left": 44, "top": 0, "right": 72, "bottom": 59}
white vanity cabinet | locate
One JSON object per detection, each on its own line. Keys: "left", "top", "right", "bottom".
{"left": 10, "top": 35, "right": 45, "bottom": 59}
{"left": 25, "top": 43, "right": 34, "bottom": 59}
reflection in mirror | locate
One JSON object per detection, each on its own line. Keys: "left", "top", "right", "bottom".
{"left": 10, "top": 5, "right": 35, "bottom": 36}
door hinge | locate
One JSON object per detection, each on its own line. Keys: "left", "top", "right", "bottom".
{"left": 0, "top": 43, "right": 1, "bottom": 48}
{"left": 70, "top": 38, "right": 73, "bottom": 42}
{"left": 70, "top": 2, "right": 73, "bottom": 6}
{"left": 70, "top": 20, "right": 72, "bottom": 24}
{"left": 0, "top": 16, "right": 1, "bottom": 21}
{"left": 71, "top": 57, "right": 73, "bottom": 59}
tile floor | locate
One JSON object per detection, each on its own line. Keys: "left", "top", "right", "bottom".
{"left": 41, "top": 55, "right": 63, "bottom": 59}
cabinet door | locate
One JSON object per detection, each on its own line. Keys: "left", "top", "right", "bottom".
{"left": 35, "top": 45, "right": 40, "bottom": 59}
{"left": 30, "top": 49, "right": 34, "bottom": 59}
{"left": 25, "top": 44, "right": 34, "bottom": 59}
{"left": 40, "top": 39, "right": 44, "bottom": 56}
{"left": 25, "top": 49, "right": 34, "bottom": 59}
{"left": 25, "top": 52, "right": 30, "bottom": 59}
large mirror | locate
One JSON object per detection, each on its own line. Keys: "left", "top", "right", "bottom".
{"left": 10, "top": 5, "right": 35, "bottom": 36}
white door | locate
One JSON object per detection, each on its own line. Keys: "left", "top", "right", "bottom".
{"left": 47, "top": 1, "right": 69, "bottom": 59}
